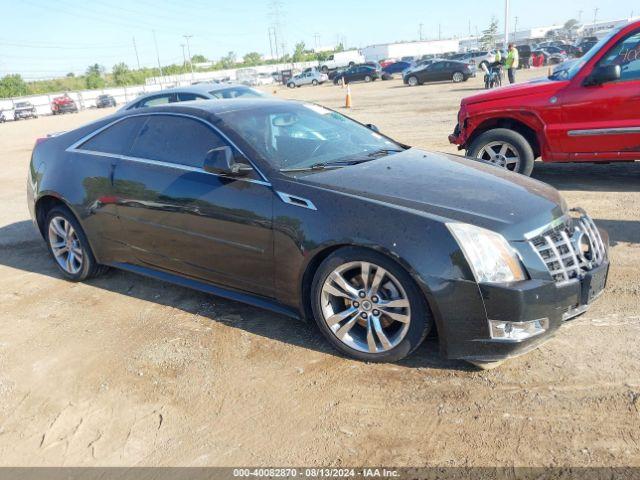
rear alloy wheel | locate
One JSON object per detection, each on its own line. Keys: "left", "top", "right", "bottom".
{"left": 407, "top": 76, "right": 419, "bottom": 87}
{"left": 311, "top": 248, "right": 431, "bottom": 362}
{"left": 467, "top": 128, "right": 535, "bottom": 176}
{"left": 45, "top": 206, "right": 108, "bottom": 281}
{"left": 364, "top": 75, "right": 372, "bottom": 82}
{"left": 312, "top": 79, "right": 319, "bottom": 86}
{"left": 452, "top": 72, "right": 464, "bottom": 83}
{"left": 287, "top": 82, "right": 296, "bottom": 89}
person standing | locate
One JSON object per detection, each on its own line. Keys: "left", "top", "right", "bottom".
{"left": 506, "top": 43, "right": 519, "bottom": 84}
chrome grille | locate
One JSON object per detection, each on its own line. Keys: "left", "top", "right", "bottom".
{"left": 528, "top": 209, "right": 607, "bottom": 283}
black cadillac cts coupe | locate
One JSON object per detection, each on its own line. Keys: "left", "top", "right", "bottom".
{"left": 27, "top": 99, "right": 609, "bottom": 366}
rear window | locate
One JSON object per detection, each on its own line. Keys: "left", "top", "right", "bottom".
{"left": 209, "top": 86, "right": 263, "bottom": 99}
{"left": 79, "top": 116, "right": 148, "bottom": 156}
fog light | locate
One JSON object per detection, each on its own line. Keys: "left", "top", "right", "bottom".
{"left": 489, "top": 318, "right": 549, "bottom": 342}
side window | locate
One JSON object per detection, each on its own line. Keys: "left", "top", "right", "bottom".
{"left": 129, "top": 115, "right": 227, "bottom": 168}
{"left": 177, "top": 92, "right": 207, "bottom": 102}
{"left": 79, "top": 116, "right": 148, "bottom": 155}
{"left": 139, "top": 94, "right": 173, "bottom": 108}
{"left": 597, "top": 30, "right": 640, "bottom": 82}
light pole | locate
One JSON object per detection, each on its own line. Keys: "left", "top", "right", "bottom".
{"left": 183, "top": 34, "right": 194, "bottom": 82}
{"left": 514, "top": 16, "right": 518, "bottom": 42}
{"left": 504, "top": 0, "right": 510, "bottom": 47}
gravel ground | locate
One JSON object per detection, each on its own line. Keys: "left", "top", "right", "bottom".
{"left": 0, "top": 68, "right": 639, "bottom": 467}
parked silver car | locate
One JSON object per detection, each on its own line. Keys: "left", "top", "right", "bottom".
{"left": 120, "top": 83, "right": 267, "bottom": 111}
{"left": 287, "top": 70, "right": 329, "bottom": 88}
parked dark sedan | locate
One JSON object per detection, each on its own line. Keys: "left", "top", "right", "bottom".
{"left": 14, "top": 101, "right": 38, "bottom": 120}
{"left": 96, "top": 94, "right": 116, "bottom": 108}
{"left": 27, "top": 99, "right": 609, "bottom": 366}
{"left": 333, "top": 65, "right": 380, "bottom": 84}
{"left": 382, "top": 61, "right": 412, "bottom": 74}
{"left": 403, "top": 60, "right": 473, "bottom": 86}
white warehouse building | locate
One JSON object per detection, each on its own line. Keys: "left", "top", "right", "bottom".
{"left": 362, "top": 39, "right": 460, "bottom": 61}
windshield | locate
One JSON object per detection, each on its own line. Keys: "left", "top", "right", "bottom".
{"left": 218, "top": 103, "right": 402, "bottom": 171}
{"left": 550, "top": 26, "right": 623, "bottom": 80}
{"left": 16, "top": 102, "right": 29, "bottom": 108}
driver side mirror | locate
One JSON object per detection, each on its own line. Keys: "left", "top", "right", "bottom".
{"left": 584, "top": 64, "right": 621, "bottom": 86}
{"left": 366, "top": 124, "right": 380, "bottom": 133}
{"left": 203, "top": 146, "right": 253, "bottom": 177}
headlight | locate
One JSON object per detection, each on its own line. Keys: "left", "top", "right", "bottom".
{"left": 447, "top": 223, "right": 527, "bottom": 283}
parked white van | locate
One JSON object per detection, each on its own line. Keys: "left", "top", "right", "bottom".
{"left": 320, "top": 50, "right": 366, "bottom": 72}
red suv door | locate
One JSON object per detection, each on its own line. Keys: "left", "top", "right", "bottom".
{"left": 558, "top": 27, "right": 640, "bottom": 159}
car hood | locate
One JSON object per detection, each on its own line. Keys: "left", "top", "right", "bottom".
{"left": 461, "top": 77, "right": 568, "bottom": 106}
{"left": 296, "top": 149, "right": 566, "bottom": 240}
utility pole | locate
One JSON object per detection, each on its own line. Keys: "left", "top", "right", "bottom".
{"left": 468, "top": 20, "right": 472, "bottom": 37}
{"left": 268, "top": 28, "right": 275, "bottom": 59}
{"left": 438, "top": 23, "right": 441, "bottom": 41}
{"left": 578, "top": 10, "right": 583, "bottom": 23}
{"left": 504, "top": 0, "right": 510, "bottom": 46}
{"left": 419, "top": 23, "right": 424, "bottom": 41}
{"left": 180, "top": 44, "right": 187, "bottom": 69}
{"left": 593, "top": 8, "right": 599, "bottom": 25}
{"left": 132, "top": 36, "right": 141, "bottom": 70}
{"left": 313, "top": 33, "right": 320, "bottom": 50}
{"left": 152, "top": 30, "right": 164, "bottom": 86}
{"left": 183, "top": 34, "right": 194, "bottom": 82}
{"left": 514, "top": 16, "right": 518, "bottom": 41}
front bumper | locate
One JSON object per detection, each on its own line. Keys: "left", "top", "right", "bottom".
{"left": 436, "top": 231, "right": 609, "bottom": 362}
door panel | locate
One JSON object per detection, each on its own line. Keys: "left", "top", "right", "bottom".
{"left": 112, "top": 113, "right": 275, "bottom": 296}
{"left": 559, "top": 29, "right": 640, "bottom": 157}
{"left": 114, "top": 163, "right": 274, "bottom": 296}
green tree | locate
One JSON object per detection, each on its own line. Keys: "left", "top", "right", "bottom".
{"left": 242, "top": 52, "right": 262, "bottom": 66}
{"left": 0, "top": 74, "right": 28, "bottom": 98}
{"left": 85, "top": 63, "right": 105, "bottom": 89}
{"left": 292, "top": 42, "right": 306, "bottom": 62}
{"left": 480, "top": 17, "right": 499, "bottom": 49}
{"left": 112, "top": 62, "right": 130, "bottom": 86}
{"left": 191, "top": 54, "right": 207, "bottom": 63}
{"left": 66, "top": 72, "right": 75, "bottom": 78}
{"left": 219, "top": 51, "right": 237, "bottom": 69}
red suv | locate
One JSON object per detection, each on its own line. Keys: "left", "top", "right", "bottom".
{"left": 449, "top": 20, "right": 640, "bottom": 175}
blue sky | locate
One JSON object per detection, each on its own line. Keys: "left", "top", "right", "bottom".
{"left": 3, "top": 0, "right": 638, "bottom": 79}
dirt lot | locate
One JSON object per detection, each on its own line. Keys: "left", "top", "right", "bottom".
{"left": 0, "top": 69, "right": 639, "bottom": 467}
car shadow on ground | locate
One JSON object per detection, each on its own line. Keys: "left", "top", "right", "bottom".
{"left": 0, "top": 220, "right": 469, "bottom": 371}
{"left": 532, "top": 161, "right": 640, "bottom": 193}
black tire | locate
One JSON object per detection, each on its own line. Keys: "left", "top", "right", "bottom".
{"left": 364, "top": 75, "right": 372, "bottom": 83}
{"left": 348, "top": 61, "right": 355, "bottom": 67}
{"left": 407, "top": 75, "right": 419, "bottom": 87}
{"left": 467, "top": 128, "right": 535, "bottom": 176}
{"left": 310, "top": 247, "right": 432, "bottom": 363}
{"left": 321, "top": 65, "right": 328, "bottom": 73}
{"left": 452, "top": 71, "right": 465, "bottom": 83}
{"left": 287, "top": 82, "right": 296, "bottom": 89}
{"left": 311, "top": 79, "right": 319, "bottom": 86}
{"left": 44, "top": 205, "right": 108, "bottom": 281}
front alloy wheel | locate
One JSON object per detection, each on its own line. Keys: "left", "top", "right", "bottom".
{"left": 311, "top": 248, "right": 431, "bottom": 362}
{"left": 452, "top": 72, "right": 464, "bottom": 83}
{"left": 476, "top": 141, "right": 521, "bottom": 171}
{"left": 407, "top": 76, "right": 419, "bottom": 87}
{"left": 467, "top": 128, "right": 535, "bottom": 176}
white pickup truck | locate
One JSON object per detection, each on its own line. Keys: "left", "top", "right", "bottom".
{"left": 319, "top": 50, "right": 366, "bottom": 72}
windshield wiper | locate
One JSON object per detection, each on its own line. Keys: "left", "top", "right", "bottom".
{"left": 280, "top": 150, "right": 403, "bottom": 173}
{"left": 280, "top": 161, "right": 347, "bottom": 173}
{"left": 366, "top": 148, "right": 403, "bottom": 158}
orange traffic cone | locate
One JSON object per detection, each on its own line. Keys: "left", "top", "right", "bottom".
{"left": 345, "top": 85, "right": 352, "bottom": 108}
